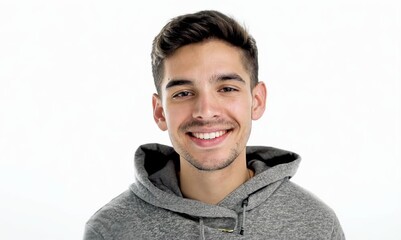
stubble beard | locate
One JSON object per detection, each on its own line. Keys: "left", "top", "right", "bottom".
{"left": 173, "top": 118, "right": 250, "bottom": 171}
{"left": 180, "top": 142, "right": 241, "bottom": 171}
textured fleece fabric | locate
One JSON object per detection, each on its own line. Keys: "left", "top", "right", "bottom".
{"left": 84, "top": 144, "right": 345, "bottom": 240}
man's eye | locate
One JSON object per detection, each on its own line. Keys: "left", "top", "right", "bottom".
{"left": 219, "top": 87, "right": 238, "bottom": 92}
{"left": 173, "top": 91, "right": 193, "bottom": 98}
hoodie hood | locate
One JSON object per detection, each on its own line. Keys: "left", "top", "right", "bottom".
{"left": 130, "top": 143, "right": 301, "bottom": 234}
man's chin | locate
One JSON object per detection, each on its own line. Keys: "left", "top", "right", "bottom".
{"left": 185, "top": 155, "right": 237, "bottom": 172}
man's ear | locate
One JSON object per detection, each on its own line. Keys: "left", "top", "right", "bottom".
{"left": 152, "top": 94, "right": 167, "bottom": 131}
{"left": 251, "top": 82, "right": 267, "bottom": 120}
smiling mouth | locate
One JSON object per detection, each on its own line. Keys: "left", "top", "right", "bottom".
{"left": 190, "top": 130, "right": 228, "bottom": 140}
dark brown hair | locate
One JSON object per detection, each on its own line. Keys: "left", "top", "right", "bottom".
{"left": 151, "top": 10, "right": 258, "bottom": 94}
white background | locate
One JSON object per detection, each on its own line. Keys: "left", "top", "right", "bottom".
{"left": 0, "top": 0, "right": 400, "bottom": 239}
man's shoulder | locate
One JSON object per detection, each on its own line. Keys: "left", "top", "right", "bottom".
{"left": 247, "top": 180, "right": 344, "bottom": 239}
{"left": 258, "top": 179, "right": 345, "bottom": 239}
{"left": 275, "top": 180, "right": 337, "bottom": 218}
{"left": 88, "top": 190, "right": 136, "bottom": 219}
{"left": 84, "top": 188, "right": 158, "bottom": 239}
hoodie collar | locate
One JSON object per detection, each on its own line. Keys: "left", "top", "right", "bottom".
{"left": 131, "top": 144, "right": 300, "bottom": 212}
{"left": 130, "top": 144, "right": 301, "bottom": 235}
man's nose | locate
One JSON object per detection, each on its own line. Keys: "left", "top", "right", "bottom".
{"left": 192, "top": 93, "right": 221, "bottom": 120}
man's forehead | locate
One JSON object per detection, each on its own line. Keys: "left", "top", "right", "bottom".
{"left": 160, "top": 39, "right": 251, "bottom": 90}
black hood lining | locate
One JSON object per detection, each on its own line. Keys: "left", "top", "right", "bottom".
{"left": 140, "top": 144, "right": 180, "bottom": 175}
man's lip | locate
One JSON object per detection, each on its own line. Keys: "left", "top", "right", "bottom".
{"left": 187, "top": 129, "right": 231, "bottom": 146}
{"left": 187, "top": 129, "right": 232, "bottom": 140}
{"left": 187, "top": 129, "right": 230, "bottom": 133}
{"left": 186, "top": 128, "right": 233, "bottom": 136}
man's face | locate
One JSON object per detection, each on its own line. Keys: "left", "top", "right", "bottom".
{"left": 153, "top": 39, "right": 266, "bottom": 171}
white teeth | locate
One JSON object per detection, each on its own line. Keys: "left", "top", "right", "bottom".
{"left": 210, "top": 132, "right": 216, "bottom": 139}
{"left": 192, "top": 131, "right": 226, "bottom": 140}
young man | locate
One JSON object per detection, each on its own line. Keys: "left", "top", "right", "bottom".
{"left": 84, "top": 10, "right": 345, "bottom": 239}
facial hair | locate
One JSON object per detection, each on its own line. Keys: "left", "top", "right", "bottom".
{"left": 174, "top": 118, "right": 246, "bottom": 171}
{"left": 180, "top": 142, "right": 241, "bottom": 171}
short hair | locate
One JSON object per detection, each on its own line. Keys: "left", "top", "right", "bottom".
{"left": 151, "top": 10, "right": 259, "bottom": 94}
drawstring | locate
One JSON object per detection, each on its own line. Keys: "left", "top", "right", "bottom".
{"left": 240, "top": 198, "right": 249, "bottom": 235}
{"left": 199, "top": 218, "right": 205, "bottom": 240}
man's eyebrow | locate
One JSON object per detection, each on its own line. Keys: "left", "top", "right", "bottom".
{"left": 212, "top": 73, "right": 246, "bottom": 84}
{"left": 165, "top": 74, "right": 245, "bottom": 89}
{"left": 165, "top": 79, "right": 194, "bottom": 89}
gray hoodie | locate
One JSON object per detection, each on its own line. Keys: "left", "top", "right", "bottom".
{"left": 84, "top": 144, "right": 345, "bottom": 239}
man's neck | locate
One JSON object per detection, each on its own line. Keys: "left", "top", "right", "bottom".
{"left": 178, "top": 156, "right": 253, "bottom": 205}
